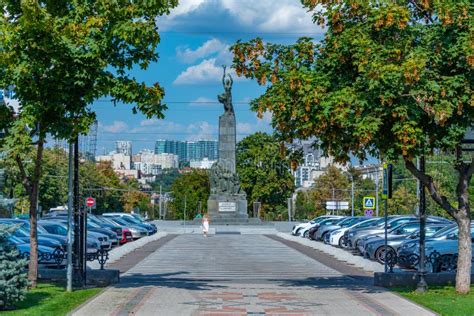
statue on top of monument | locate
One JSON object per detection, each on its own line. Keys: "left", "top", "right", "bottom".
{"left": 218, "top": 66, "right": 234, "bottom": 114}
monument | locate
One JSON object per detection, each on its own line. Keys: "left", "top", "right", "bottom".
{"left": 207, "top": 67, "right": 249, "bottom": 222}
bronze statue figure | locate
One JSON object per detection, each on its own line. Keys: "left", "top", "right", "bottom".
{"left": 217, "top": 66, "right": 234, "bottom": 114}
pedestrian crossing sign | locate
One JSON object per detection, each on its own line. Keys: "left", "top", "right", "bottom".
{"left": 363, "top": 197, "right": 376, "bottom": 210}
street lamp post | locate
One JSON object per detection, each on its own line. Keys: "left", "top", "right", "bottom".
{"left": 416, "top": 153, "right": 428, "bottom": 293}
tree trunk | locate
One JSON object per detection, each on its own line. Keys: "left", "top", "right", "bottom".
{"left": 27, "top": 136, "right": 45, "bottom": 288}
{"left": 405, "top": 156, "right": 473, "bottom": 294}
{"left": 456, "top": 212, "right": 472, "bottom": 294}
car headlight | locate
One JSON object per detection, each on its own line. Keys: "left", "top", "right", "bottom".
{"left": 349, "top": 232, "right": 355, "bottom": 237}
{"left": 332, "top": 229, "right": 342, "bottom": 234}
{"left": 404, "top": 242, "right": 416, "bottom": 249}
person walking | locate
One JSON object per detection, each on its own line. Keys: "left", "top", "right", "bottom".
{"left": 202, "top": 214, "right": 210, "bottom": 237}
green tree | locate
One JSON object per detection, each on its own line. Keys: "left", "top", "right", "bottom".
{"left": 309, "top": 166, "right": 350, "bottom": 217}
{"left": 232, "top": 1, "right": 473, "bottom": 293}
{"left": 236, "top": 132, "right": 295, "bottom": 219}
{"left": 294, "top": 190, "right": 315, "bottom": 220}
{"left": 152, "top": 169, "right": 181, "bottom": 192}
{"left": 0, "top": 224, "right": 29, "bottom": 310}
{"left": 169, "top": 170, "right": 210, "bottom": 220}
{"left": 0, "top": 0, "right": 177, "bottom": 286}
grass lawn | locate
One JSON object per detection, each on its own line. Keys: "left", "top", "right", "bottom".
{"left": 395, "top": 286, "right": 474, "bottom": 316}
{"left": 2, "top": 283, "right": 102, "bottom": 316}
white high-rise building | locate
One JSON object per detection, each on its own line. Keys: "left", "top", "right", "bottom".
{"left": 116, "top": 140, "right": 132, "bottom": 156}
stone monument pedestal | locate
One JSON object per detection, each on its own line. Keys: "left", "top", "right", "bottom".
{"left": 207, "top": 193, "right": 249, "bottom": 224}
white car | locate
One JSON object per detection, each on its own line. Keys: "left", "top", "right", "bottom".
{"left": 329, "top": 218, "right": 380, "bottom": 247}
{"left": 299, "top": 216, "right": 345, "bottom": 238}
{"left": 291, "top": 216, "right": 338, "bottom": 236}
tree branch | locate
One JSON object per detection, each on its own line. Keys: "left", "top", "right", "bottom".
{"left": 404, "top": 157, "right": 457, "bottom": 218}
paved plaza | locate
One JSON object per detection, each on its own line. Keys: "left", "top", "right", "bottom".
{"left": 74, "top": 234, "right": 434, "bottom": 316}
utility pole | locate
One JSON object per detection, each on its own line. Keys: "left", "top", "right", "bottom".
{"left": 159, "top": 185, "right": 162, "bottom": 220}
{"left": 349, "top": 173, "right": 355, "bottom": 217}
{"left": 375, "top": 164, "right": 380, "bottom": 217}
{"left": 73, "top": 137, "right": 81, "bottom": 287}
{"left": 417, "top": 153, "right": 428, "bottom": 292}
{"left": 66, "top": 142, "right": 74, "bottom": 292}
{"left": 332, "top": 186, "right": 335, "bottom": 215}
{"left": 183, "top": 195, "right": 187, "bottom": 234}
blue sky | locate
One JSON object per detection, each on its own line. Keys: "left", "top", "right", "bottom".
{"left": 92, "top": 0, "right": 325, "bottom": 154}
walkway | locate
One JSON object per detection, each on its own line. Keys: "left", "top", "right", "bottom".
{"left": 73, "top": 234, "right": 434, "bottom": 315}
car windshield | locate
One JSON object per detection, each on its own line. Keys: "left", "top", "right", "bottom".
{"left": 41, "top": 223, "right": 67, "bottom": 235}
{"left": 132, "top": 214, "right": 145, "bottom": 222}
{"left": 390, "top": 223, "right": 420, "bottom": 235}
{"left": 430, "top": 224, "right": 457, "bottom": 238}
{"left": 353, "top": 218, "right": 378, "bottom": 228}
{"left": 108, "top": 217, "right": 128, "bottom": 226}
{"left": 120, "top": 216, "right": 141, "bottom": 225}
{"left": 322, "top": 218, "right": 343, "bottom": 225}
{"left": 87, "top": 221, "right": 101, "bottom": 229}
{"left": 8, "top": 235, "right": 24, "bottom": 245}
{"left": 340, "top": 217, "right": 364, "bottom": 227}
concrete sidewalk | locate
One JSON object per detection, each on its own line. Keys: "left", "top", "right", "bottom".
{"left": 73, "top": 234, "right": 434, "bottom": 316}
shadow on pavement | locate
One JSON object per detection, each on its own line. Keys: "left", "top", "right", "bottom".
{"left": 271, "top": 275, "right": 386, "bottom": 294}
{"left": 116, "top": 271, "right": 227, "bottom": 291}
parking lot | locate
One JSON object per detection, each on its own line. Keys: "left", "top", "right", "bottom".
{"left": 291, "top": 215, "right": 474, "bottom": 274}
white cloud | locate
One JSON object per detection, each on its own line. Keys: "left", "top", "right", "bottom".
{"left": 101, "top": 121, "right": 128, "bottom": 133}
{"left": 174, "top": 58, "right": 243, "bottom": 85}
{"left": 177, "top": 39, "right": 228, "bottom": 64}
{"left": 173, "top": 58, "right": 218, "bottom": 85}
{"left": 159, "top": 0, "right": 322, "bottom": 35}
{"left": 259, "top": 111, "right": 273, "bottom": 124}
{"left": 132, "top": 120, "right": 183, "bottom": 134}
{"left": 237, "top": 122, "right": 253, "bottom": 134}
{"left": 186, "top": 121, "right": 217, "bottom": 140}
{"left": 167, "top": 0, "right": 206, "bottom": 17}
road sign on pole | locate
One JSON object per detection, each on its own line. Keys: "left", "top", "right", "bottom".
{"left": 85, "top": 197, "right": 95, "bottom": 208}
{"left": 325, "top": 201, "right": 349, "bottom": 210}
{"left": 364, "top": 209, "right": 374, "bottom": 216}
{"left": 363, "top": 197, "right": 376, "bottom": 210}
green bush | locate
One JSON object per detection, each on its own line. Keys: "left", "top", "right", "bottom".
{"left": 0, "top": 224, "right": 29, "bottom": 310}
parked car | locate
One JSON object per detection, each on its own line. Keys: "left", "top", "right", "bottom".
{"left": 0, "top": 218, "right": 68, "bottom": 249}
{"left": 38, "top": 220, "right": 103, "bottom": 253}
{"left": 363, "top": 224, "right": 447, "bottom": 263}
{"left": 301, "top": 216, "right": 345, "bottom": 238}
{"left": 398, "top": 223, "right": 474, "bottom": 270}
{"left": 88, "top": 214, "right": 123, "bottom": 237}
{"left": 7, "top": 235, "right": 65, "bottom": 268}
{"left": 291, "top": 215, "right": 340, "bottom": 236}
{"left": 346, "top": 216, "right": 452, "bottom": 250}
{"left": 329, "top": 218, "right": 381, "bottom": 247}
{"left": 8, "top": 224, "right": 64, "bottom": 249}
{"left": 103, "top": 213, "right": 157, "bottom": 235}
{"left": 312, "top": 217, "right": 369, "bottom": 241}
{"left": 101, "top": 216, "right": 148, "bottom": 239}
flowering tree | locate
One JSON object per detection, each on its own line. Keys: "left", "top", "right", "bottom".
{"left": 232, "top": 0, "right": 473, "bottom": 293}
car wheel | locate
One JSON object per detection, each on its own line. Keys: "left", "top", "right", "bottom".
{"left": 303, "top": 230, "right": 309, "bottom": 238}
{"left": 338, "top": 237, "right": 344, "bottom": 247}
{"left": 375, "top": 246, "right": 395, "bottom": 264}
{"left": 435, "top": 255, "right": 457, "bottom": 273}
{"left": 321, "top": 232, "right": 328, "bottom": 243}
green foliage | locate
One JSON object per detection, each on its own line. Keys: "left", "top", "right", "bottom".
{"left": 152, "top": 169, "right": 181, "bottom": 192}
{"left": 232, "top": 1, "right": 473, "bottom": 162}
{"left": 236, "top": 132, "right": 295, "bottom": 218}
{"left": 0, "top": 224, "right": 29, "bottom": 309}
{"left": 294, "top": 190, "right": 315, "bottom": 220}
{"left": 3, "top": 283, "right": 101, "bottom": 316}
{"left": 169, "top": 170, "right": 210, "bottom": 220}
{"left": 395, "top": 286, "right": 474, "bottom": 316}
